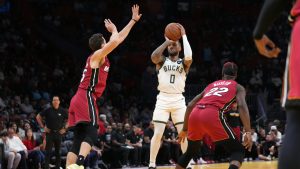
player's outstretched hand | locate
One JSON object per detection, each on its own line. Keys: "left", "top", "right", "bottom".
{"left": 242, "top": 132, "right": 253, "bottom": 152}
{"left": 177, "top": 130, "right": 187, "bottom": 144}
{"left": 104, "top": 19, "right": 117, "bottom": 33}
{"left": 254, "top": 35, "right": 281, "bottom": 58}
{"left": 131, "top": 4, "right": 142, "bottom": 22}
{"left": 177, "top": 23, "right": 186, "bottom": 36}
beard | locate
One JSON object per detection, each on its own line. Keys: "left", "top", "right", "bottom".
{"left": 169, "top": 50, "right": 179, "bottom": 57}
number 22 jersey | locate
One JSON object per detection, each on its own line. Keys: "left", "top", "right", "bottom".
{"left": 198, "top": 80, "right": 237, "bottom": 112}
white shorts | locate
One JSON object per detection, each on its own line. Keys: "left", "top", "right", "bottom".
{"left": 152, "top": 92, "right": 186, "bottom": 125}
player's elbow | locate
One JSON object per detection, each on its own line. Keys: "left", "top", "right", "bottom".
{"left": 151, "top": 54, "right": 160, "bottom": 64}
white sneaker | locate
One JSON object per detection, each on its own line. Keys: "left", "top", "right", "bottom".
{"left": 198, "top": 157, "right": 207, "bottom": 164}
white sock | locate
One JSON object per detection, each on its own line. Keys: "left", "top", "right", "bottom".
{"left": 149, "top": 122, "right": 166, "bottom": 167}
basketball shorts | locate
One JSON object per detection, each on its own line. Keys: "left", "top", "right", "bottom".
{"left": 68, "top": 88, "right": 99, "bottom": 128}
{"left": 188, "top": 105, "right": 237, "bottom": 142}
{"left": 152, "top": 92, "right": 186, "bottom": 125}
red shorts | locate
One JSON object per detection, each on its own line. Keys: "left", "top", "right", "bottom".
{"left": 68, "top": 88, "right": 99, "bottom": 128}
{"left": 188, "top": 106, "right": 237, "bottom": 142}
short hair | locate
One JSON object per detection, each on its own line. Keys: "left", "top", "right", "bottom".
{"left": 89, "top": 33, "right": 105, "bottom": 51}
{"left": 222, "top": 62, "right": 238, "bottom": 76}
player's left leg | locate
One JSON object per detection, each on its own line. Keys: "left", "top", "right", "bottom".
{"left": 171, "top": 107, "right": 188, "bottom": 152}
{"left": 67, "top": 124, "right": 98, "bottom": 169}
{"left": 172, "top": 106, "right": 196, "bottom": 168}
{"left": 176, "top": 140, "right": 201, "bottom": 169}
{"left": 216, "top": 139, "right": 244, "bottom": 169}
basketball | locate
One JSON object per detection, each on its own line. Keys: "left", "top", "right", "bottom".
{"left": 165, "top": 23, "right": 181, "bottom": 41}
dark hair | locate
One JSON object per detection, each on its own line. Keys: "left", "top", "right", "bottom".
{"left": 25, "top": 129, "right": 35, "bottom": 144}
{"left": 89, "top": 33, "right": 105, "bottom": 51}
{"left": 222, "top": 62, "right": 238, "bottom": 76}
{"left": 0, "top": 131, "right": 8, "bottom": 137}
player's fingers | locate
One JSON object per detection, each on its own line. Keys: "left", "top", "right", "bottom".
{"left": 108, "top": 19, "right": 112, "bottom": 24}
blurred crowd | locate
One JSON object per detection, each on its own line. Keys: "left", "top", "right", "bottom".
{"left": 0, "top": 0, "right": 292, "bottom": 168}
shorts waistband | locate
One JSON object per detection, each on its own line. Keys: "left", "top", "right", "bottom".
{"left": 159, "top": 92, "right": 183, "bottom": 97}
{"left": 196, "top": 104, "right": 219, "bottom": 110}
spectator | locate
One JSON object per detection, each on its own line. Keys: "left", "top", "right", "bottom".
{"left": 7, "top": 128, "right": 28, "bottom": 169}
{"left": 142, "top": 121, "right": 154, "bottom": 165}
{"left": 258, "top": 134, "right": 277, "bottom": 161}
{"left": 20, "top": 97, "right": 34, "bottom": 115}
{"left": 0, "top": 131, "right": 21, "bottom": 169}
{"left": 22, "top": 129, "right": 44, "bottom": 169}
{"left": 126, "top": 125, "right": 143, "bottom": 166}
{"left": 101, "top": 125, "right": 113, "bottom": 167}
{"left": 111, "top": 123, "right": 130, "bottom": 167}
{"left": 270, "top": 125, "right": 282, "bottom": 145}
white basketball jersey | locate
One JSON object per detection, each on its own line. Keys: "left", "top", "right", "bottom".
{"left": 157, "top": 58, "right": 186, "bottom": 94}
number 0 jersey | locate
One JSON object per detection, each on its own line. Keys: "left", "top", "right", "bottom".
{"left": 78, "top": 55, "right": 110, "bottom": 98}
{"left": 157, "top": 58, "right": 186, "bottom": 94}
{"left": 198, "top": 80, "right": 237, "bottom": 112}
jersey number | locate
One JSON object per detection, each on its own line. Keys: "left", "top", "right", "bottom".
{"left": 80, "top": 68, "right": 87, "bottom": 82}
{"left": 170, "top": 74, "right": 175, "bottom": 84}
{"left": 204, "top": 87, "right": 229, "bottom": 97}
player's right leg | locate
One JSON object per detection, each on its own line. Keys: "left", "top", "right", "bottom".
{"left": 149, "top": 107, "right": 170, "bottom": 169}
{"left": 66, "top": 124, "right": 85, "bottom": 168}
{"left": 278, "top": 108, "right": 300, "bottom": 169}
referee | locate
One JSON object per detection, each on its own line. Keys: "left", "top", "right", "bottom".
{"left": 36, "top": 96, "right": 68, "bottom": 169}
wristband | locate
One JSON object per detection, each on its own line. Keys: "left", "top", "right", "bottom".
{"left": 131, "top": 19, "right": 138, "bottom": 23}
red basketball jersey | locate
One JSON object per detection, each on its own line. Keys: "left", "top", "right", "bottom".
{"left": 198, "top": 80, "right": 237, "bottom": 112}
{"left": 78, "top": 55, "right": 110, "bottom": 98}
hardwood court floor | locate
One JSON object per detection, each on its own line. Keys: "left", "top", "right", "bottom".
{"left": 126, "top": 161, "right": 277, "bottom": 169}
{"left": 158, "top": 161, "right": 277, "bottom": 169}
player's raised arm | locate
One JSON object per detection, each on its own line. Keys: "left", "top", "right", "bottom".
{"left": 177, "top": 24, "right": 192, "bottom": 72}
{"left": 91, "top": 5, "right": 142, "bottom": 65}
{"left": 236, "top": 84, "right": 252, "bottom": 151}
{"left": 253, "top": 0, "right": 288, "bottom": 58}
{"left": 151, "top": 39, "right": 172, "bottom": 67}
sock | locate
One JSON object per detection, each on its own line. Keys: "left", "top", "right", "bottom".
{"left": 76, "top": 155, "right": 85, "bottom": 166}
{"left": 229, "top": 164, "right": 239, "bottom": 169}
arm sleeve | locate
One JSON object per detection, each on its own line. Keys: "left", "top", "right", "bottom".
{"left": 182, "top": 35, "right": 192, "bottom": 60}
{"left": 253, "top": 0, "right": 289, "bottom": 39}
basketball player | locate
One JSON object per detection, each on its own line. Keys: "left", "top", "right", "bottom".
{"left": 253, "top": 0, "right": 300, "bottom": 168}
{"left": 176, "top": 62, "right": 252, "bottom": 169}
{"left": 66, "top": 5, "right": 142, "bottom": 169}
{"left": 149, "top": 24, "right": 193, "bottom": 169}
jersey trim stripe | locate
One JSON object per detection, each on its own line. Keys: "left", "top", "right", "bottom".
{"left": 174, "top": 122, "right": 184, "bottom": 126}
{"left": 219, "top": 110, "right": 236, "bottom": 140}
{"left": 87, "top": 91, "right": 96, "bottom": 126}
{"left": 87, "top": 68, "right": 99, "bottom": 126}
{"left": 281, "top": 43, "right": 290, "bottom": 107}
{"left": 153, "top": 120, "right": 168, "bottom": 124}
{"left": 220, "top": 97, "right": 236, "bottom": 113}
